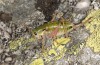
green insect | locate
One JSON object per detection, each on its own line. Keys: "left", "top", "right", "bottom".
{"left": 32, "top": 21, "right": 73, "bottom": 38}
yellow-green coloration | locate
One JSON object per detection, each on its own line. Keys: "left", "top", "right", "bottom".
{"left": 48, "top": 49, "right": 57, "bottom": 56}
{"left": 54, "top": 45, "right": 66, "bottom": 60}
{"left": 33, "top": 21, "right": 72, "bottom": 31}
{"left": 9, "top": 21, "right": 72, "bottom": 50}
{"left": 83, "top": 9, "right": 100, "bottom": 53}
{"left": 9, "top": 9, "right": 100, "bottom": 65}
{"left": 53, "top": 37, "right": 70, "bottom": 48}
{"left": 67, "top": 9, "right": 100, "bottom": 54}
{"left": 32, "top": 21, "right": 73, "bottom": 37}
{"left": 9, "top": 20, "right": 72, "bottom": 64}
{"left": 30, "top": 37, "right": 70, "bottom": 65}
{"left": 29, "top": 58, "right": 44, "bottom": 65}
{"left": 42, "top": 38, "right": 70, "bottom": 62}
{"left": 9, "top": 37, "right": 34, "bottom": 50}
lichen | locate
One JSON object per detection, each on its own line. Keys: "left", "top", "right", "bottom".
{"left": 9, "top": 37, "right": 34, "bottom": 50}
{"left": 53, "top": 37, "right": 70, "bottom": 48}
{"left": 48, "top": 49, "right": 57, "bottom": 56}
{"left": 29, "top": 58, "right": 44, "bottom": 65}
{"left": 43, "top": 37, "right": 70, "bottom": 60}
{"left": 83, "top": 9, "right": 100, "bottom": 53}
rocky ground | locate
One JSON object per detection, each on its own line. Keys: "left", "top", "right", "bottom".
{"left": 0, "top": 0, "right": 100, "bottom": 65}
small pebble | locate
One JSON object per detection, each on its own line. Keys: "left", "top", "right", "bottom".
{"left": 0, "top": 49, "right": 3, "bottom": 54}
{"left": 5, "top": 48, "right": 10, "bottom": 53}
{"left": 13, "top": 50, "right": 21, "bottom": 55}
{"left": 6, "top": 27, "right": 12, "bottom": 34}
{"left": 5, "top": 57, "right": 12, "bottom": 62}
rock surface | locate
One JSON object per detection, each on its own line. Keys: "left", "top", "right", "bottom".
{"left": 0, "top": 0, "right": 100, "bottom": 65}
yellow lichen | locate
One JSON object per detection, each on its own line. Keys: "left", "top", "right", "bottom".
{"left": 9, "top": 37, "right": 24, "bottom": 50}
{"left": 49, "top": 38, "right": 69, "bottom": 60}
{"left": 40, "top": 37, "right": 70, "bottom": 63}
{"left": 29, "top": 58, "right": 44, "bottom": 65}
{"left": 9, "top": 37, "right": 34, "bottom": 50}
{"left": 55, "top": 46, "right": 66, "bottom": 60}
{"left": 83, "top": 9, "right": 100, "bottom": 53}
{"left": 48, "top": 49, "right": 57, "bottom": 56}
{"left": 53, "top": 37, "right": 70, "bottom": 48}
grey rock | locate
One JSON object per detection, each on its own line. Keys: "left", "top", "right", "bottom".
{"left": 6, "top": 27, "right": 12, "bottom": 34}
{"left": 78, "top": 47, "right": 100, "bottom": 65}
{"left": 3, "top": 31, "right": 10, "bottom": 39}
{"left": 0, "top": 22, "right": 6, "bottom": 30}
{"left": 13, "top": 50, "right": 21, "bottom": 55}
{"left": 24, "top": 33, "right": 31, "bottom": 39}
{"left": 72, "top": 0, "right": 92, "bottom": 24}
{"left": 72, "top": 13, "right": 87, "bottom": 24}
{"left": 0, "top": 0, "right": 100, "bottom": 65}
{"left": 68, "top": 27, "right": 90, "bottom": 44}
{"left": 92, "top": 0, "right": 100, "bottom": 10}
{"left": 54, "top": 10, "right": 64, "bottom": 20}
{"left": 0, "top": 49, "right": 3, "bottom": 54}
{"left": 5, "top": 56, "right": 12, "bottom": 62}
{"left": 5, "top": 48, "right": 10, "bottom": 53}
{"left": 55, "top": 58, "right": 69, "bottom": 65}
{"left": 74, "top": 0, "right": 91, "bottom": 13}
